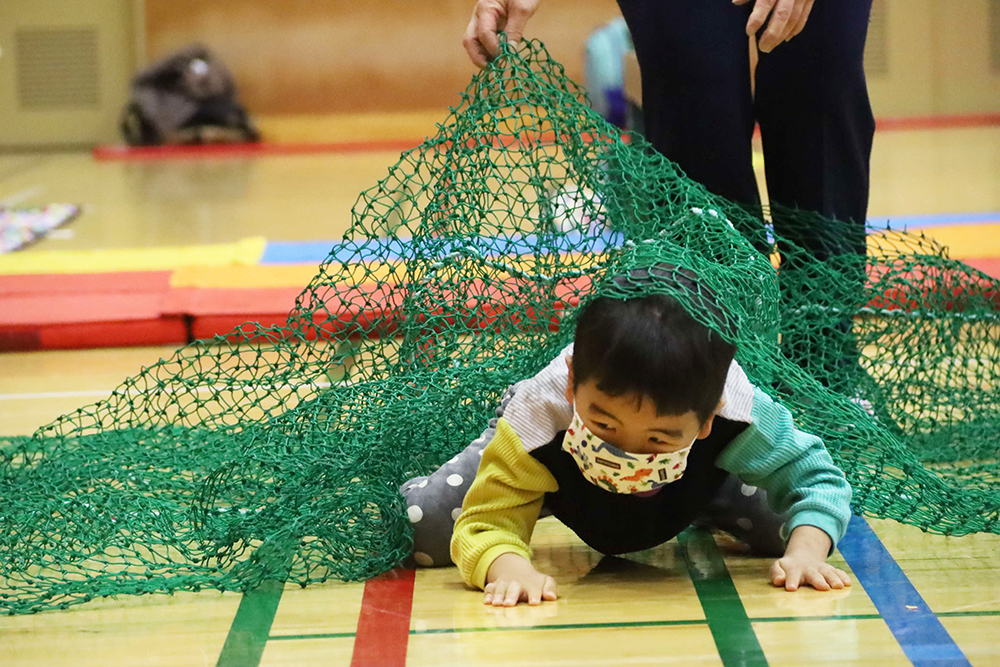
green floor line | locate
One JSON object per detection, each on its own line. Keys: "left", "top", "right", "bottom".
{"left": 679, "top": 528, "right": 770, "bottom": 667}
{"left": 270, "top": 631, "right": 358, "bottom": 642}
{"left": 271, "top": 618, "right": 708, "bottom": 642}
{"left": 268, "top": 609, "right": 1000, "bottom": 643}
{"left": 216, "top": 578, "right": 286, "bottom": 667}
{"left": 936, "top": 610, "right": 1000, "bottom": 618}
{"left": 754, "top": 614, "right": 882, "bottom": 623}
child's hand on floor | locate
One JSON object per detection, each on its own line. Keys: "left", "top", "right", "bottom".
{"left": 484, "top": 552, "right": 558, "bottom": 606}
{"left": 770, "top": 525, "right": 852, "bottom": 591}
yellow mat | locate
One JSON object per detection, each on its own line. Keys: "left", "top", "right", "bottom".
{"left": 916, "top": 224, "right": 1000, "bottom": 259}
{"left": 0, "top": 237, "right": 267, "bottom": 275}
{"left": 1, "top": 225, "right": 993, "bottom": 280}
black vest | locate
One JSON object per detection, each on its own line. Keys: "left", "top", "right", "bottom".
{"left": 530, "top": 418, "right": 749, "bottom": 555}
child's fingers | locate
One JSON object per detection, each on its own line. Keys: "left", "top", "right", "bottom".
{"left": 819, "top": 564, "right": 845, "bottom": 589}
{"left": 542, "top": 576, "right": 558, "bottom": 601}
{"left": 489, "top": 581, "right": 509, "bottom": 606}
{"left": 784, "top": 566, "right": 803, "bottom": 591}
{"left": 803, "top": 567, "right": 831, "bottom": 591}
{"left": 771, "top": 558, "right": 851, "bottom": 592}
{"left": 483, "top": 582, "right": 496, "bottom": 604}
{"left": 503, "top": 581, "right": 523, "bottom": 607}
{"left": 769, "top": 560, "right": 787, "bottom": 587}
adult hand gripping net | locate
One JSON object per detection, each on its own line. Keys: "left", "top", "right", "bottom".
{"left": 1, "top": 41, "right": 998, "bottom": 614}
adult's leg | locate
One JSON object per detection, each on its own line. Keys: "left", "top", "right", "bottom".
{"left": 755, "top": 0, "right": 875, "bottom": 230}
{"left": 616, "top": 0, "right": 759, "bottom": 208}
{"left": 755, "top": 0, "right": 875, "bottom": 385}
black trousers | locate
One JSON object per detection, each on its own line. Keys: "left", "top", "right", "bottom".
{"left": 617, "top": 0, "right": 875, "bottom": 385}
{"left": 616, "top": 0, "right": 875, "bottom": 232}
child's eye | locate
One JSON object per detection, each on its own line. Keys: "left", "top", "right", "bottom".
{"left": 654, "top": 441, "right": 688, "bottom": 452}
{"left": 594, "top": 422, "right": 613, "bottom": 432}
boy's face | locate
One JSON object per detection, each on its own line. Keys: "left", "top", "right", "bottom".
{"left": 564, "top": 356, "right": 720, "bottom": 455}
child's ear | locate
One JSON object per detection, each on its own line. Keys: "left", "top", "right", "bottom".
{"left": 697, "top": 399, "right": 726, "bottom": 439}
{"left": 564, "top": 356, "right": 574, "bottom": 405}
{"left": 697, "top": 413, "right": 716, "bottom": 440}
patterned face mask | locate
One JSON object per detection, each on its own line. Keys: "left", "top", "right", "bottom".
{"left": 561, "top": 409, "right": 695, "bottom": 494}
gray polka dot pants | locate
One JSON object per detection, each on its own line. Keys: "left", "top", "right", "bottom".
{"left": 399, "top": 383, "right": 523, "bottom": 568}
{"left": 697, "top": 475, "right": 787, "bottom": 557}
{"left": 400, "top": 383, "right": 788, "bottom": 567}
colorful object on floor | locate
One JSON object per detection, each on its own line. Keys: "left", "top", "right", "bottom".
{"left": 2, "top": 218, "right": 998, "bottom": 352}
{"left": 1, "top": 39, "right": 999, "bottom": 617}
{"left": 0, "top": 204, "right": 80, "bottom": 254}
{"left": 0, "top": 236, "right": 272, "bottom": 350}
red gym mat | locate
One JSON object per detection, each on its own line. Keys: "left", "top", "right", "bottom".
{"left": 2, "top": 259, "right": 998, "bottom": 352}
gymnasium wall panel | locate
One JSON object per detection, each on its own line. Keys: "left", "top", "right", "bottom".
{"left": 0, "top": 0, "right": 137, "bottom": 147}
{"left": 145, "top": 0, "right": 620, "bottom": 114}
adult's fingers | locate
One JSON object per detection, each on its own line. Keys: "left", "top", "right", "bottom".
{"left": 787, "top": 0, "right": 814, "bottom": 40}
{"left": 503, "top": 1, "right": 533, "bottom": 46}
{"left": 542, "top": 576, "right": 558, "bottom": 601}
{"left": 463, "top": 15, "right": 489, "bottom": 68}
{"left": 746, "top": 0, "right": 776, "bottom": 36}
{"left": 758, "top": 0, "right": 795, "bottom": 52}
{"left": 476, "top": 5, "right": 502, "bottom": 59}
{"left": 782, "top": 0, "right": 806, "bottom": 41}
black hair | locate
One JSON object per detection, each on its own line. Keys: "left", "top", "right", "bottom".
{"left": 571, "top": 292, "right": 737, "bottom": 424}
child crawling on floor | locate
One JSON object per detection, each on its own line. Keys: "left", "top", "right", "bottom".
{"left": 401, "top": 266, "right": 852, "bottom": 607}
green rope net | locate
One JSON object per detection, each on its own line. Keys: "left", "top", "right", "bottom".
{"left": 2, "top": 41, "right": 998, "bottom": 615}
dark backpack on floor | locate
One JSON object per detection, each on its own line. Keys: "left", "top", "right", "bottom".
{"left": 121, "top": 44, "right": 260, "bottom": 146}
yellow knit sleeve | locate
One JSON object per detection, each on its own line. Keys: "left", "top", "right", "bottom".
{"left": 450, "top": 418, "right": 559, "bottom": 589}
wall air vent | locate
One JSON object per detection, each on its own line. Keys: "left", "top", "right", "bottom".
{"left": 16, "top": 28, "right": 100, "bottom": 110}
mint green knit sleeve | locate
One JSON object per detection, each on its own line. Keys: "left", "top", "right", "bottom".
{"left": 715, "top": 387, "right": 853, "bottom": 547}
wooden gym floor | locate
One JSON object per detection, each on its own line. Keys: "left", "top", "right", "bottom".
{"left": 1, "top": 120, "right": 1000, "bottom": 666}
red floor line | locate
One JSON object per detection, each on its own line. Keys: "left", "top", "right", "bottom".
{"left": 92, "top": 139, "right": 423, "bottom": 161}
{"left": 876, "top": 113, "right": 1000, "bottom": 131}
{"left": 350, "top": 568, "right": 416, "bottom": 667}
{"left": 91, "top": 112, "right": 1000, "bottom": 163}
{"left": 90, "top": 112, "right": 1000, "bottom": 162}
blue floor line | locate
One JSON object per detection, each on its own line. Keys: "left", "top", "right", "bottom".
{"left": 870, "top": 211, "right": 1000, "bottom": 230}
{"left": 838, "top": 516, "right": 972, "bottom": 667}
{"left": 260, "top": 231, "right": 620, "bottom": 266}
{"left": 260, "top": 214, "right": 1000, "bottom": 265}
